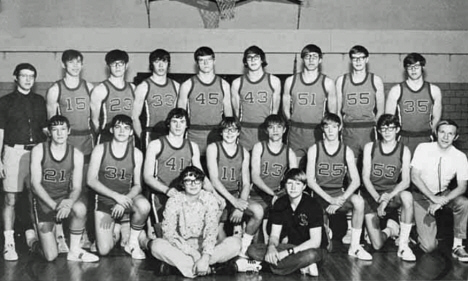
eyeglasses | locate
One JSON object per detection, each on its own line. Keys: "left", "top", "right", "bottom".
{"left": 246, "top": 55, "right": 260, "bottom": 62}
{"left": 183, "top": 179, "right": 202, "bottom": 186}
{"left": 223, "top": 128, "right": 239, "bottom": 134}
{"left": 351, "top": 56, "right": 367, "bottom": 62}
{"left": 109, "top": 61, "right": 126, "bottom": 68}
{"left": 18, "top": 74, "right": 35, "bottom": 79}
{"left": 379, "top": 126, "right": 397, "bottom": 132}
{"left": 406, "top": 63, "right": 421, "bottom": 71}
{"left": 303, "top": 54, "right": 320, "bottom": 61}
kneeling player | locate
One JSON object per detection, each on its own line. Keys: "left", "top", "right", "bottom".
{"left": 306, "top": 113, "right": 372, "bottom": 260}
{"left": 362, "top": 114, "right": 415, "bottom": 261}
{"left": 87, "top": 114, "right": 150, "bottom": 259}
{"left": 30, "top": 116, "right": 98, "bottom": 262}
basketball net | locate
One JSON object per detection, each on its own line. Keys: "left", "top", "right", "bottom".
{"left": 216, "top": 0, "right": 237, "bottom": 20}
{"left": 198, "top": 8, "right": 220, "bottom": 28}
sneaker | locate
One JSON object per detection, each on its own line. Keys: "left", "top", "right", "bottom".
{"left": 57, "top": 235, "right": 70, "bottom": 253}
{"left": 386, "top": 219, "right": 400, "bottom": 238}
{"left": 300, "top": 263, "right": 318, "bottom": 276}
{"left": 398, "top": 246, "right": 416, "bottom": 262}
{"left": 211, "top": 261, "right": 237, "bottom": 275}
{"left": 4, "top": 244, "right": 18, "bottom": 261}
{"left": 124, "top": 244, "right": 146, "bottom": 260}
{"left": 348, "top": 245, "right": 373, "bottom": 261}
{"left": 235, "top": 258, "right": 262, "bottom": 272}
{"left": 342, "top": 228, "right": 352, "bottom": 244}
{"left": 67, "top": 249, "right": 100, "bottom": 263}
{"left": 452, "top": 245, "right": 468, "bottom": 262}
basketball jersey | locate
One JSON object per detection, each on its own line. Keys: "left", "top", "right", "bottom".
{"left": 259, "top": 142, "right": 289, "bottom": 190}
{"left": 156, "top": 136, "right": 193, "bottom": 188}
{"left": 216, "top": 142, "right": 244, "bottom": 194}
{"left": 144, "top": 77, "right": 178, "bottom": 128}
{"left": 56, "top": 79, "right": 91, "bottom": 132}
{"left": 41, "top": 142, "right": 74, "bottom": 200}
{"left": 187, "top": 75, "right": 224, "bottom": 127}
{"left": 370, "top": 141, "right": 404, "bottom": 192}
{"left": 315, "top": 141, "right": 347, "bottom": 190}
{"left": 397, "top": 81, "right": 433, "bottom": 133}
{"left": 341, "top": 73, "right": 377, "bottom": 124}
{"left": 101, "top": 80, "right": 134, "bottom": 129}
{"left": 98, "top": 142, "right": 135, "bottom": 195}
{"left": 238, "top": 73, "right": 274, "bottom": 124}
{"left": 290, "top": 73, "right": 328, "bottom": 125}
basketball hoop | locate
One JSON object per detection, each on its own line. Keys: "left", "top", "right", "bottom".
{"left": 198, "top": 8, "right": 220, "bottom": 28}
{"left": 215, "top": 0, "right": 237, "bottom": 20}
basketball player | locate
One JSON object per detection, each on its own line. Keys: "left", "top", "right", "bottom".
{"left": 231, "top": 45, "right": 281, "bottom": 152}
{"left": 177, "top": 46, "right": 232, "bottom": 157}
{"left": 362, "top": 114, "right": 415, "bottom": 261}
{"left": 336, "top": 45, "right": 385, "bottom": 163}
{"left": 283, "top": 44, "right": 337, "bottom": 166}
{"left": 251, "top": 115, "right": 297, "bottom": 214}
{"left": 306, "top": 113, "right": 372, "bottom": 260}
{"left": 87, "top": 115, "right": 150, "bottom": 259}
{"left": 385, "top": 53, "right": 442, "bottom": 154}
{"left": 132, "top": 49, "right": 179, "bottom": 148}
{"left": 30, "top": 116, "right": 98, "bottom": 262}
{"left": 90, "top": 49, "right": 135, "bottom": 143}
{"left": 206, "top": 116, "right": 263, "bottom": 257}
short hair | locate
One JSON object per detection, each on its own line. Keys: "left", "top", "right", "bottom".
{"left": 242, "top": 45, "right": 268, "bottom": 68}
{"left": 194, "top": 46, "right": 215, "bottom": 61}
{"left": 111, "top": 114, "right": 133, "bottom": 129}
{"left": 436, "top": 119, "right": 459, "bottom": 134}
{"left": 61, "top": 49, "right": 83, "bottom": 64}
{"left": 149, "top": 49, "right": 171, "bottom": 71}
{"left": 180, "top": 166, "right": 205, "bottom": 182}
{"left": 220, "top": 116, "right": 241, "bottom": 131}
{"left": 13, "top": 63, "right": 37, "bottom": 78}
{"left": 301, "top": 44, "right": 323, "bottom": 59}
{"left": 320, "top": 113, "right": 342, "bottom": 128}
{"left": 283, "top": 168, "right": 307, "bottom": 186}
{"left": 264, "top": 114, "right": 286, "bottom": 127}
{"left": 377, "top": 114, "right": 400, "bottom": 129}
{"left": 165, "top": 108, "right": 190, "bottom": 128}
{"left": 403, "top": 53, "right": 426, "bottom": 68}
{"left": 349, "top": 45, "right": 369, "bottom": 58}
{"left": 48, "top": 115, "right": 70, "bottom": 131}
{"left": 105, "top": 49, "right": 129, "bottom": 65}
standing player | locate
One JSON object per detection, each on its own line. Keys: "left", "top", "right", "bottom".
{"left": 362, "top": 114, "right": 415, "bottom": 261}
{"left": 283, "top": 44, "right": 337, "bottom": 166}
{"left": 206, "top": 117, "right": 263, "bottom": 257}
{"left": 411, "top": 120, "right": 468, "bottom": 261}
{"left": 30, "top": 116, "right": 98, "bottom": 262}
{"left": 231, "top": 45, "right": 282, "bottom": 151}
{"left": 87, "top": 115, "right": 150, "bottom": 259}
{"left": 251, "top": 115, "right": 297, "bottom": 216}
{"left": 177, "top": 46, "right": 232, "bottom": 157}
{"left": 0, "top": 63, "right": 47, "bottom": 261}
{"left": 90, "top": 49, "right": 135, "bottom": 143}
{"left": 306, "top": 113, "right": 372, "bottom": 260}
{"left": 385, "top": 53, "right": 442, "bottom": 154}
{"left": 336, "top": 45, "right": 385, "bottom": 163}
{"left": 132, "top": 49, "right": 179, "bottom": 148}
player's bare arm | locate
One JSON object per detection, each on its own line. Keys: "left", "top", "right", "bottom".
{"left": 430, "top": 84, "right": 442, "bottom": 133}
{"left": 46, "top": 83, "right": 60, "bottom": 119}
{"left": 176, "top": 79, "right": 192, "bottom": 109}
{"left": 270, "top": 75, "right": 282, "bottom": 114}
{"left": 230, "top": 77, "right": 241, "bottom": 118}
{"left": 221, "top": 79, "right": 233, "bottom": 117}
{"left": 282, "top": 76, "right": 293, "bottom": 120}
{"left": 325, "top": 76, "right": 338, "bottom": 114}
{"left": 131, "top": 81, "right": 149, "bottom": 138}
{"left": 385, "top": 84, "right": 401, "bottom": 115}
{"left": 374, "top": 75, "right": 385, "bottom": 122}
{"left": 90, "top": 83, "right": 108, "bottom": 133}
{"left": 342, "top": 147, "right": 361, "bottom": 198}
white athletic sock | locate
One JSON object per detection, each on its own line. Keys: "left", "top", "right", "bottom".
{"left": 382, "top": 228, "right": 391, "bottom": 239}
{"left": 56, "top": 224, "right": 65, "bottom": 238}
{"left": 399, "top": 223, "right": 412, "bottom": 247}
{"left": 129, "top": 229, "right": 141, "bottom": 247}
{"left": 453, "top": 237, "right": 463, "bottom": 249}
{"left": 351, "top": 228, "right": 362, "bottom": 248}
{"left": 70, "top": 233, "right": 82, "bottom": 253}
{"left": 4, "top": 230, "right": 15, "bottom": 245}
{"left": 25, "top": 229, "right": 38, "bottom": 247}
{"left": 241, "top": 234, "right": 254, "bottom": 251}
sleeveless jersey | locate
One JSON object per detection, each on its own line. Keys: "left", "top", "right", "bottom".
{"left": 144, "top": 77, "right": 178, "bottom": 128}
{"left": 41, "top": 142, "right": 74, "bottom": 200}
{"left": 341, "top": 73, "right": 377, "bottom": 125}
{"left": 315, "top": 141, "right": 347, "bottom": 190}
{"left": 239, "top": 73, "right": 274, "bottom": 124}
{"left": 290, "top": 73, "right": 328, "bottom": 125}
{"left": 259, "top": 142, "right": 289, "bottom": 190}
{"left": 56, "top": 79, "right": 91, "bottom": 132}
{"left": 98, "top": 142, "right": 135, "bottom": 195}
{"left": 216, "top": 142, "right": 244, "bottom": 193}
{"left": 397, "top": 81, "right": 433, "bottom": 133}
{"left": 370, "top": 141, "right": 404, "bottom": 192}
{"left": 102, "top": 80, "right": 134, "bottom": 129}
{"left": 187, "top": 75, "right": 224, "bottom": 127}
{"left": 156, "top": 136, "right": 193, "bottom": 187}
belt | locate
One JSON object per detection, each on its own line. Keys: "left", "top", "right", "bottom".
{"left": 6, "top": 144, "right": 36, "bottom": 151}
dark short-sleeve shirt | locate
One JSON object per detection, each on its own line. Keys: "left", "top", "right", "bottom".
{"left": 0, "top": 90, "right": 47, "bottom": 145}
{"left": 269, "top": 194, "right": 325, "bottom": 247}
